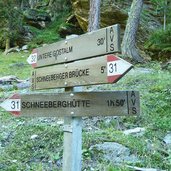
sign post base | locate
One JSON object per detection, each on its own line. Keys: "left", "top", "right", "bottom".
{"left": 62, "top": 116, "right": 82, "bottom": 171}
{"left": 62, "top": 87, "right": 83, "bottom": 171}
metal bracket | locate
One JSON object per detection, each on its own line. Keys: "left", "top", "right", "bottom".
{"left": 63, "top": 125, "right": 73, "bottom": 133}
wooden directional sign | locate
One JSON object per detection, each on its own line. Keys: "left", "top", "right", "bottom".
{"left": 31, "top": 54, "right": 133, "bottom": 90}
{"left": 0, "top": 91, "right": 140, "bottom": 117}
{"left": 27, "top": 24, "right": 120, "bottom": 68}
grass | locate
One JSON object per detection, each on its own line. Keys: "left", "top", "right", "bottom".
{"left": 0, "top": 121, "right": 63, "bottom": 170}
{"left": 0, "top": 52, "right": 171, "bottom": 170}
{"left": 0, "top": 51, "right": 31, "bottom": 79}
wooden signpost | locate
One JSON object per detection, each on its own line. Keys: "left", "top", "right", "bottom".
{"left": 0, "top": 91, "right": 140, "bottom": 117}
{"left": 31, "top": 54, "right": 133, "bottom": 90}
{"left": 27, "top": 24, "right": 120, "bottom": 68}
{"left": 0, "top": 24, "right": 140, "bottom": 171}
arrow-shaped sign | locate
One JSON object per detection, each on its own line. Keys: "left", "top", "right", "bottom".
{"left": 0, "top": 94, "right": 21, "bottom": 116}
{"left": 27, "top": 24, "right": 121, "bottom": 68}
{"left": 27, "top": 49, "right": 37, "bottom": 68}
{"left": 107, "top": 55, "right": 132, "bottom": 83}
{"left": 31, "top": 54, "right": 133, "bottom": 90}
{"left": 0, "top": 91, "right": 140, "bottom": 117}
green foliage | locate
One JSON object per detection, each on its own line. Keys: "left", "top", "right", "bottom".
{"left": 145, "top": 23, "right": 171, "bottom": 49}
{"left": 28, "top": 13, "right": 69, "bottom": 49}
{"left": 0, "top": 0, "right": 23, "bottom": 48}
{"left": 145, "top": 23, "right": 171, "bottom": 60}
{"left": 150, "top": 0, "right": 171, "bottom": 23}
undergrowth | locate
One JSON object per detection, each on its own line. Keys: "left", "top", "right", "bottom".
{"left": 28, "top": 12, "right": 69, "bottom": 49}
{"left": 145, "top": 23, "right": 171, "bottom": 51}
{"left": 0, "top": 55, "right": 171, "bottom": 170}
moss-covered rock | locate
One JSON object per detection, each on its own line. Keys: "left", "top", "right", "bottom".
{"left": 24, "top": 9, "right": 51, "bottom": 29}
{"left": 70, "top": 0, "right": 128, "bottom": 32}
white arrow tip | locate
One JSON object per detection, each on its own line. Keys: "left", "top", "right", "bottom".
{"left": 27, "top": 53, "right": 37, "bottom": 66}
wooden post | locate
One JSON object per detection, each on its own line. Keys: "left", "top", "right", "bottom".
{"left": 62, "top": 87, "right": 83, "bottom": 171}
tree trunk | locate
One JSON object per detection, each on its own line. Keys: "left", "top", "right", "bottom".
{"left": 121, "top": 0, "right": 144, "bottom": 62}
{"left": 4, "top": 37, "right": 10, "bottom": 55}
{"left": 21, "top": 0, "right": 30, "bottom": 10}
{"left": 48, "top": 0, "right": 54, "bottom": 7}
{"left": 29, "top": 0, "right": 38, "bottom": 9}
{"left": 163, "top": 0, "right": 167, "bottom": 31}
{"left": 88, "top": 0, "right": 101, "bottom": 32}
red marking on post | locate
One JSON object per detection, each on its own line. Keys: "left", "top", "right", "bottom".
{"left": 9, "top": 94, "right": 20, "bottom": 100}
{"left": 11, "top": 111, "right": 21, "bottom": 116}
{"left": 32, "top": 63, "right": 37, "bottom": 68}
{"left": 32, "top": 49, "right": 37, "bottom": 54}
{"left": 107, "top": 55, "right": 119, "bottom": 62}
{"left": 107, "top": 75, "right": 121, "bottom": 83}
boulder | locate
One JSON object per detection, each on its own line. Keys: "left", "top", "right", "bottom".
{"left": 59, "top": 15, "right": 84, "bottom": 37}
{"left": 21, "top": 45, "right": 28, "bottom": 51}
{"left": 0, "top": 75, "right": 22, "bottom": 85}
{"left": 0, "top": 75, "right": 30, "bottom": 90}
{"left": 123, "top": 127, "right": 145, "bottom": 136}
{"left": 24, "top": 9, "right": 51, "bottom": 29}
{"left": 70, "top": 0, "right": 128, "bottom": 32}
{"left": 163, "top": 133, "right": 171, "bottom": 146}
{"left": 90, "top": 142, "right": 139, "bottom": 164}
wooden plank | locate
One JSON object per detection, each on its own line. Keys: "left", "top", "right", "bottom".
{"left": 0, "top": 91, "right": 140, "bottom": 117}
{"left": 31, "top": 54, "right": 133, "bottom": 90}
{"left": 27, "top": 24, "right": 120, "bottom": 68}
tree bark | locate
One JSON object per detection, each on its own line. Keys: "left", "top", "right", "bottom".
{"left": 29, "top": 0, "right": 38, "bottom": 9}
{"left": 4, "top": 37, "right": 10, "bottom": 55}
{"left": 88, "top": 0, "right": 101, "bottom": 32}
{"left": 121, "top": 0, "right": 144, "bottom": 62}
{"left": 163, "top": 0, "right": 167, "bottom": 31}
{"left": 21, "top": 0, "right": 30, "bottom": 10}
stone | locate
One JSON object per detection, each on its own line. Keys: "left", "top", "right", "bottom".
{"left": 163, "top": 133, "right": 171, "bottom": 145}
{"left": 0, "top": 75, "right": 19, "bottom": 84}
{"left": 21, "top": 45, "right": 28, "bottom": 50}
{"left": 30, "top": 134, "right": 38, "bottom": 140}
{"left": 123, "top": 127, "right": 145, "bottom": 136}
{"left": 70, "top": 0, "right": 128, "bottom": 32}
{"left": 59, "top": 24, "right": 83, "bottom": 38}
{"left": 0, "top": 75, "right": 30, "bottom": 90}
{"left": 16, "top": 80, "right": 31, "bottom": 89}
{"left": 126, "top": 165, "right": 165, "bottom": 171}
{"left": 24, "top": 9, "right": 51, "bottom": 29}
{"left": 90, "top": 142, "right": 139, "bottom": 164}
